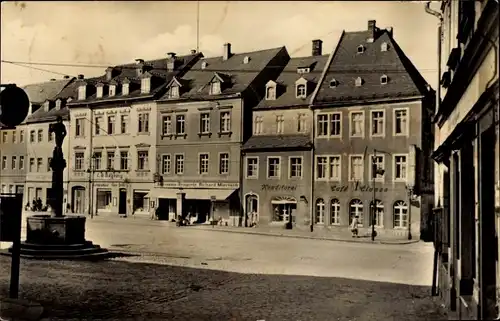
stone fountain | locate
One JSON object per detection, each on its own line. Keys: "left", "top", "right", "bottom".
{"left": 9, "top": 116, "right": 109, "bottom": 260}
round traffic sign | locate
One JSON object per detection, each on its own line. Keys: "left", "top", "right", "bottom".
{"left": 0, "top": 86, "right": 30, "bottom": 127}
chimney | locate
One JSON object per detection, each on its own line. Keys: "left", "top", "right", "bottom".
{"left": 167, "top": 53, "right": 177, "bottom": 71}
{"left": 106, "top": 67, "right": 115, "bottom": 81}
{"left": 223, "top": 43, "right": 232, "bottom": 61}
{"left": 135, "top": 59, "right": 144, "bottom": 77}
{"left": 312, "top": 39, "right": 323, "bottom": 56}
{"left": 386, "top": 27, "right": 393, "bottom": 37}
{"left": 77, "top": 74, "right": 84, "bottom": 80}
{"left": 50, "top": 78, "right": 56, "bottom": 81}
{"left": 63, "top": 75, "right": 70, "bottom": 79}
{"left": 191, "top": 49, "right": 197, "bottom": 54}
{"left": 167, "top": 52, "right": 176, "bottom": 59}
{"left": 367, "top": 20, "right": 376, "bottom": 42}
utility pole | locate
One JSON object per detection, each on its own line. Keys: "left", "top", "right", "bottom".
{"left": 88, "top": 107, "right": 94, "bottom": 219}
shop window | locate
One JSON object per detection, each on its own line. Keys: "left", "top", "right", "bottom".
{"left": 133, "top": 191, "right": 150, "bottom": 213}
{"left": 331, "top": 199, "right": 340, "bottom": 225}
{"left": 272, "top": 197, "right": 297, "bottom": 223}
{"left": 393, "top": 200, "right": 408, "bottom": 228}
{"left": 96, "top": 189, "right": 112, "bottom": 211}
{"left": 370, "top": 199, "right": 384, "bottom": 227}
{"left": 315, "top": 198, "right": 325, "bottom": 224}
{"left": 349, "top": 199, "right": 363, "bottom": 226}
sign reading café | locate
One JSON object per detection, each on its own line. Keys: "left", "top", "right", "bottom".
{"left": 330, "top": 181, "right": 389, "bottom": 193}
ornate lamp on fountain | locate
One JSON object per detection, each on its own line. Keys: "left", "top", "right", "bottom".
{"left": 13, "top": 117, "right": 109, "bottom": 260}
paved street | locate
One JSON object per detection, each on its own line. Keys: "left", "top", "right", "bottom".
{"left": 0, "top": 216, "right": 445, "bottom": 320}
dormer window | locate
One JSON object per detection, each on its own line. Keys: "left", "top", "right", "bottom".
{"left": 96, "top": 83, "right": 104, "bottom": 98}
{"left": 381, "top": 42, "right": 388, "bottom": 52}
{"left": 357, "top": 45, "right": 365, "bottom": 54}
{"left": 355, "top": 77, "right": 363, "bottom": 87}
{"left": 43, "top": 100, "right": 50, "bottom": 111}
{"left": 297, "top": 68, "right": 310, "bottom": 74}
{"left": 295, "top": 77, "right": 307, "bottom": 99}
{"left": 329, "top": 79, "right": 338, "bottom": 88}
{"left": 109, "top": 85, "right": 116, "bottom": 97}
{"left": 122, "top": 79, "right": 130, "bottom": 96}
{"left": 201, "top": 61, "right": 208, "bottom": 69}
{"left": 78, "top": 84, "right": 86, "bottom": 100}
{"left": 168, "top": 85, "right": 180, "bottom": 99}
{"left": 266, "top": 86, "right": 276, "bottom": 100}
{"left": 210, "top": 81, "right": 221, "bottom": 95}
{"left": 243, "top": 56, "right": 250, "bottom": 64}
{"left": 380, "top": 75, "right": 389, "bottom": 85}
{"left": 141, "top": 73, "right": 151, "bottom": 94}
{"left": 55, "top": 99, "right": 62, "bottom": 109}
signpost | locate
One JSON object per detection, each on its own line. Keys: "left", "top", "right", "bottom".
{"left": 0, "top": 193, "right": 23, "bottom": 299}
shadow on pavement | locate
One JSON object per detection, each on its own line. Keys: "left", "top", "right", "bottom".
{"left": 0, "top": 256, "right": 446, "bottom": 321}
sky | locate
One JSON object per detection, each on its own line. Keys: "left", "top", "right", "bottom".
{"left": 1, "top": 1, "right": 441, "bottom": 89}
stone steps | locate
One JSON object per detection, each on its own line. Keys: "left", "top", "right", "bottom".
{"left": 0, "top": 242, "right": 111, "bottom": 261}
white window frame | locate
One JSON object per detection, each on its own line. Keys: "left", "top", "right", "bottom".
{"left": 174, "top": 153, "right": 185, "bottom": 175}
{"left": 161, "top": 154, "right": 171, "bottom": 174}
{"left": 276, "top": 115, "right": 284, "bottom": 134}
{"left": 316, "top": 112, "right": 342, "bottom": 138}
{"left": 219, "top": 152, "right": 230, "bottom": 175}
{"left": 19, "top": 156, "right": 24, "bottom": 170}
{"left": 297, "top": 113, "right": 307, "bottom": 133}
{"left": 330, "top": 199, "right": 340, "bottom": 225}
{"left": 266, "top": 85, "right": 276, "bottom": 100}
{"left": 107, "top": 151, "right": 115, "bottom": 170}
{"left": 138, "top": 113, "right": 150, "bottom": 133}
{"left": 296, "top": 84, "right": 306, "bottom": 98}
{"left": 141, "top": 77, "right": 151, "bottom": 94}
{"left": 349, "top": 199, "right": 364, "bottom": 227}
{"left": 315, "top": 155, "right": 328, "bottom": 180}
{"left": 315, "top": 198, "right": 325, "bottom": 225}
{"left": 254, "top": 116, "right": 263, "bottom": 134}
{"left": 348, "top": 154, "right": 364, "bottom": 182}
{"left": 120, "top": 115, "right": 129, "bottom": 134}
{"left": 369, "top": 154, "right": 385, "bottom": 182}
{"left": 75, "top": 152, "right": 84, "bottom": 170}
{"left": 393, "top": 200, "right": 409, "bottom": 229}
{"left": 267, "top": 156, "right": 281, "bottom": 179}
{"left": 37, "top": 129, "right": 43, "bottom": 142}
{"left": 199, "top": 153, "right": 209, "bottom": 175}
{"left": 122, "top": 83, "right": 130, "bottom": 96}
{"left": 245, "top": 156, "right": 259, "bottom": 179}
{"left": 316, "top": 114, "right": 329, "bottom": 137}
{"left": 381, "top": 42, "right": 388, "bottom": 52}
{"left": 349, "top": 110, "right": 365, "bottom": 138}
{"left": 107, "top": 115, "right": 115, "bottom": 135}
{"left": 393, "top": 107, "right": 409, "bottom": 137}
{"left": 120, "top": 151, "right": 129, "bottom": 170}
{"left": 288, "top": 156, "right": 303, "bottom": 179}
{"left": 11, "top": 156, "right": 16, "bottom": 170}
{"left": 162, "top": 115, "right": 172, "bottom": 135}
{"left": 371, "top": 199, "right": 385, "bottom": 227}
{"left": 175, "top": 114, "right": 186, "bottom": 135}
{"left": 137, "top": 150, "right": 149, "bottom": 170}
{"left": 210, "top": 81, "right": 221, "bottom": 95}
{"left": 200, "top": 113, "right": 210, "bottom": 134}
{"left": 109, "top": 85, "right": 116, "bottom": 97}
{"left": 75, "top": 118, "right": 85, "bottom": 137}
{"left": 393, "top": 153, "right": 408, "bottom": 182}
{"left": 220, "top": 111, "right": 231, "bottom": 133}
{"left": 369, "top": 109, "right": 385, "bottom": 138}
{"left": 328, "top": 155, "right": 342, "bottom": 181}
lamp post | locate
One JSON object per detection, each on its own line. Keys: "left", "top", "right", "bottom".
{"left": 87, "top": 153, "right": 96, "bottom": 219}
{"left": 371, "top": 151, "right": 385, "bottom": 242}
{"left": 407, "top": 186, "right": 413, "bottom": 240}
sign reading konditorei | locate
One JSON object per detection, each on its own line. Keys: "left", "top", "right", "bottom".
{"left": 330, "top": 181, "right": 389, "bottom": 193}
{"left": 161, "top": 181, "right": 239, "bottom": 189}
{"left": 261, "top": 184, "right": 297, "bottom": 191}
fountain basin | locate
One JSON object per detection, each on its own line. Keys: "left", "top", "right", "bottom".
{"left": 26, "top": 215, "right": 86, "bottom": 245}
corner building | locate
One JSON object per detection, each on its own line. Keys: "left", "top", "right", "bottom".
{"left": 241, "top": 40, "right": 327, "bottom": 227}
{"left": 310, "top": 20, "right": 435, "bottom": 239}
{"left": 152, "top": 44, "right": 290, "bottom": 226}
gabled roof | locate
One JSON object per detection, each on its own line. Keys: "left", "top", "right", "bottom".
{"left": 158, "top": 46, "right": 287, "bottom": 101}
{"left": 313, "top": 28, "right": 431, "bottom": 106}
{"left": 242, "top": 134, "right": 312, "bottom": 151}
{"left": 68, "top": 53, "right": 202, "bottom": 105}
{"left": 21, "top": 78, "right": 74, "bottom": 105}
{"left": 254, "top": 54, "right": 330, "bottom": 110}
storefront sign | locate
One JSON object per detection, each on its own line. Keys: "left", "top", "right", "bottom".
{"left": 95, "top": 172, "right": 124, "bottom": 180}
{"left": 261, "top": 184, "right": 297, "bottom": 191}
{"left": 161, "top": 181, "right": 239, "bottom": 189}
{"left": 94, "top": 183, "right": 118, "bottom": 188}
{"left": 330, "top": 182, "right": 389, "bottom": 193}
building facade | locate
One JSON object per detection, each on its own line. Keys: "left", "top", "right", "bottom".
{"left": 310, "top": 20, "right": 435, "bottom": 238}
{"left": 66, "top": 52, "right": 202, "bottom": 217}
{"left": 0, "top": 77, "right": 74, "bottom": 209}
{"left": 432, "top": 0, "right": 499, "bottom": 319}
{"left": 241, "top": 41, "right": 327, "bottom": 227}
{"left": 152, "top": 44, "right": 290, "bottom": 226}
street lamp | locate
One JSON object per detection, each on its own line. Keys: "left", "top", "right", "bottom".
{"left": 371, "top": 152, "right": 385, "bottom": 242}
{"left": 406, "top": 185, "right": 414, "bottom": 240}
{"left": 86, "top": 153, "right": 97, "bottom": 219}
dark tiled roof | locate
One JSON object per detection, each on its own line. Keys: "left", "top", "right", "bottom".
{"left": 313, "top": 29, "right": 430, "bottom": 105}
{"left": 242, "top": 134, "right": 312, "bottom": 151}
{"left": 255, "top": 54, "right": 330, "bottom": 110}
{"left": 22, "top": 78, "right": 73, "bottom": 104}
{"left": 158, "top": 47, "right": 287, "bottom": 101}
{"left": 68, "top": 53, "right": 202, "bottom": 105}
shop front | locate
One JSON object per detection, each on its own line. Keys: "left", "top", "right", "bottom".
{"left": 149, "top": 181, "right": 240, "bottom": 225}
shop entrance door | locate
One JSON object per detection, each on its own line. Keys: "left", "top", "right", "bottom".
{"left": 245, "top": 194, "right": 259, "bottom": 225}
{"left": 118, "top": 188, "right": 127, "bottom": 215}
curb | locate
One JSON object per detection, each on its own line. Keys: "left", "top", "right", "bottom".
{"left": 190, "top": 226, "right": 421, "bottom": 245}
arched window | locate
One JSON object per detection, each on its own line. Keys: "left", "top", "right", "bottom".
{"left": 370, "top": 199, "right": 384, "bottom": 227}
{"left": 330, "top": 199, "right": 340, "bottom": 225}
{"left": 315, "top": 198, "right": 325, "bottom": 224}
{"left": 296, "top": 84, "right": 306, "bottom": 98}
{"left": 393, "top": 201, "right": 408, "bottom": 228}
{"left": 355, "top": 77, "right": 363, "bottom": 87}
{"left": 349, "top": 199, "right": 363, "bottom": 226}
{"left": 266, "top": 86, "right": 276, "bottom": 100}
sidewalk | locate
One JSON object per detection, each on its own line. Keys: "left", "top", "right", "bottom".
{"left": 89, "top": 215, "right": 421, "bottom": 245}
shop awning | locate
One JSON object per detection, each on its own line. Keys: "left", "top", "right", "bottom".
{"left": 184, "top": 188, "right": 237, "bottom": 201}
{"left": 147, "top": 189, "right": 178, "bottom": 199}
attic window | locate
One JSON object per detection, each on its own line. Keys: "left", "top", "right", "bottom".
{"left": 201, "top": 61, "right": 208, "bottom": 69}
{"left": 380, "top": 75, "right": 389, "bottom": 85}
{"left": 96, "top": 85, "right": 104, "bottom": 98}
{"left": 243, "top": 56, "right": 250, "bottom": 64}
{"left": 266, "top": 85, "right": 276, "bottom": 100}
{"left": 141, "top": 77, "right": 151, "bottom": 94}
{"left": 355, "top": 77, "right": 363, "bottom": 87}
{"left": 55, "top": 99, "right": 62, "bottom": 109}
{"left": 109, "top": 85, "right": 116, "bottom": 97}
{"left": 210, "top": 81, "right": 221, "bottom": 95}
{"left": 357, "top": 45, "right": 365, "bottom": 54}
{"left": 329, "top": 79, "right": 338, "bottom": 88}
{"left": 296, "top": 84, "right": 306, "bottom": 99}
{"left": 168, "top": 85, "right": 180, "bottom": 99}
{"left": 381, "top": 42, "right": 388, "bottom": 52}
{"left": 78, "top": 85, "right": 86, "bottom": 100}
{"left": 297, "top": 68, "right": 310, "bottom": 74}
{"left": 122, "top": 83, "right": 130, "bottom": 96}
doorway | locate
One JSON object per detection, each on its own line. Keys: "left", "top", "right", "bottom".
{"left": 71, "top": 186, "right": 86, "bottom": 214}
{"left": 478, "top": 125, "right": 497, "bottom": 320}
{"left": 119, "top": 188, "right": 127, "bottom": 215}
{"left": 245, "top": 194, "right": 259, "bottom": 225}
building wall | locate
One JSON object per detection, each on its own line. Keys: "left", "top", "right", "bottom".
{"left": 313, "top": 99, "right": 427, "bottom": 237}
{"left": 242, "top": 150, "right": 313, "bottom": 227}
{"left": 68, "top": 101, "right": 158, "bottom": 216}
{"left": 0, "top": 125, "right": 28, "bottom": 199}
{"left": 252, "top": 107, "right": 313, "bottom": 136}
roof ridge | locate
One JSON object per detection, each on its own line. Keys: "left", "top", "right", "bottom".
{"left": 201, "top": 46, "right": 285, "bottom": 60}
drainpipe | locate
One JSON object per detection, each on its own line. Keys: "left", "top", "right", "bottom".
{"left": 424, "top": 1, "right": 443, "bottom": 298}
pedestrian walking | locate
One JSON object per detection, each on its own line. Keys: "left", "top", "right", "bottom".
{"left": 351, "top": 214, "right": 359, "bottom": 238}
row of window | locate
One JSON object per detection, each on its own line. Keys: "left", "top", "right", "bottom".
{"left": 75, "top": 114, "right": 131, "bottom": 137}
{"left": 160, "top": 153, "right": 231, "bottom": 176}
{"left": 245, "top": 154, "right": 408, "bottom": 182}
{"left": 253, "top": 108, "right": 409, "bottom": 137}
{"left": 312, "top": 198, "right": 409, "bottom": 228}
{"left": 74, "top": 150, "right": 132, "bottom": 171}
{"left": 161, "top": 111, "right": 231, "bottom": 136}
{"left": 1, "top": 155, "right": 52, "bottom": 172}
{"left": 1, "top": 129, "right": 55, "bottom": 144}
